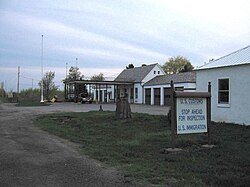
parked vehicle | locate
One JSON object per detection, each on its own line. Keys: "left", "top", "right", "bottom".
{"left": 81, "top": 96, "right": 93, "bottom": 104}
{"left": 78, "top": 92, "right": 93, "bottom": 104}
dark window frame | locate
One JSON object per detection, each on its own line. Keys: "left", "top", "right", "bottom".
{"left": 218, "top": 78, "right": 230, "bottom": 105}
{"left": 135, "top": 87, "right": 138, "bottom": 99}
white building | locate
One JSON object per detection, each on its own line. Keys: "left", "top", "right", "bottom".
{"left": 196, "top": 45, "right": 250, "bottom": 125}
{"left": 115, "top": 63, "right": 165, "bottom": 104}
{"left": 114, "top": 64, "right": 196, "bottom": 106}
{"left": 65, "top": 64, "right": 196, "bottom": 105}
{"left": 144, "top": 72, "right": 196, "bottom": 105}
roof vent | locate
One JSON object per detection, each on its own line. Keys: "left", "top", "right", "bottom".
{"left": 141, "top": 64, "right": 147, "bottom": 67}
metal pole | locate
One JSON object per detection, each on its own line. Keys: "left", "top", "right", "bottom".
{"left": 40, "top": 35, "right": 44, "bottom": 103}
{"left": 5, "top": 80, "right": 7, "bottom": 93}
{"left": 17, "top": 66, "right": 20, "bottom": 102}
{"left": 75, "top": 58, "right": 78, "bottom": 80}
{"left": 76, "top": 58, "right": 78, "bottom": 69}
{"left": 66, "top": 62, "right": 68, "bottom": 78}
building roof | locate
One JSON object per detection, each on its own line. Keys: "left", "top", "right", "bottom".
{"left": 197, "top": 45, "right": 250, "bottom": 70}
{"left": 63, "top": 79, "right": 133, "bottom": 85}
{"left": 144, "top": 71, "right": 196, "bottom": 86}
{"left": 114, "top": 63, "right": 157, "bottom": 82}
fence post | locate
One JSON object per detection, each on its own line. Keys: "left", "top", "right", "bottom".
{"left": 170, "top": 80, "right": 176, "bottom": 148}
{"left": 207, "top": 82, "right": 211, "bottom": 144}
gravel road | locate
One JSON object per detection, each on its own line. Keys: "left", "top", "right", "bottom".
{"left": 0, "top": 102, "right": 168, "bottom": 186}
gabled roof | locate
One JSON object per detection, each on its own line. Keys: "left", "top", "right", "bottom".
{"left": 144, "top": 71, "right": 196, "bottom": 86}
{"left": 197, "top": 45, "right": 250, "bottom": 70}
{"left": 114, "top": 63, "right": 158, "bottom": 82}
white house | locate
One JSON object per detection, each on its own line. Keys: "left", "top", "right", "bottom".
{"left": 114, "top": 63, "right": 165, "bottom": 104}
{"left": 196, "top": 45, "right": 250, "bottom": 125}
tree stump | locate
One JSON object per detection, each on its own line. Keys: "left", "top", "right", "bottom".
{"left": 116, "top": 97, "right": 131, "bottom": 119}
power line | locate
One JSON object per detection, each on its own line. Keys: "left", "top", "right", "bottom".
{"left": 20, "top": 75, "right": 40, "bottom": 82}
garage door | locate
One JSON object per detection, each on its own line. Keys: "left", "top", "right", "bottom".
{"left": 164, "top": 88, "right": 171, "bottom": 106}
{"left": 164, "top": 87, "right": 184, "bottom": 106}
{"left": 154, "top": 88, "right": 160, "bottom": 105}
{"left": 145, "top": 88, "right": 151, "bottom": 105}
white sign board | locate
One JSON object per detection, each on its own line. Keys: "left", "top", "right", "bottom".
{"left": 176, "top": 98, "right": 207, "bottom": 134}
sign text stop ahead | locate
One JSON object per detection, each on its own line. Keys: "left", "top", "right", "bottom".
{"left": 176, "top": 98, "right": 207, "bottom": 134}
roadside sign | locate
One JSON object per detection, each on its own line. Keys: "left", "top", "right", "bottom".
{"left": 169, "top": 81, "right": 211, "bottom": 147}
{"left": 176, "top": 98, "right": 207, "bottom": 134}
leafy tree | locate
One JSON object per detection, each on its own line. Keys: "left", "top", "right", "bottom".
{"left": 0, "top": 82, "right": 6, "bottom": 98}
{"left": 39, "top": 71, "right": 58, "bottom": 100}
{"left": 126, "top": 64, "right": 134, "bottom": 69}
{"left": 91, "top": 73, "right": 105, "bottom": 81}
{"left": 68, "top": 66, "right": 84, "bottom": 80}
{"left": 19, "top": 88, "right": 40, "bottom": 97}
{"left": 162, "top": 56, "right": 194, "bottom": 74}
{"left": 18, "top": 88, "right": 40, "bottom": 101}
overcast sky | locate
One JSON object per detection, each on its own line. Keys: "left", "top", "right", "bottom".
{"left": 0, "top": 0, "right": 249, "bottom": 91}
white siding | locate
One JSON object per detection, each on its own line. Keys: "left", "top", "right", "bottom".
{"left": 142, "top": 65, "right": 165, "bottom": 85}
{"left": 134, "top": 64, "right": 165, "bottom": 104}
{"left": 196, "top": 64, "right": 250, "bottom": 125}
{"left": 144, "top": 83, "right": 196, "bottom": 106}
{"left": 134, "top": 83, "right": 143, "bottom": 104}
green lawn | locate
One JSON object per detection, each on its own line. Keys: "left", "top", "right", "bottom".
{"left": 35, "top": 111, "right": 250, "bottom": 186}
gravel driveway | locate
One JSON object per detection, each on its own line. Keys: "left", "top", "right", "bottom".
{"left": 0, "top": 102, "right": 168, "bottom": 186}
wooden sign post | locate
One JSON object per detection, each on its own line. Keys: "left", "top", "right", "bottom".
{"left": 170, "top": 81, "right": 211, "bottom": 147}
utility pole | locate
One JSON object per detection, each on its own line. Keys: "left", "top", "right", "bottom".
{"left": 66, "top": 62, "right": 68, "bottom": 78}
{"left": 75, "top": 58, "right": 78, "bottom": 80}
{"left": 17, "top": 66, "right": 20, "bottom": 102}
{"left": 76, "top": 58, "right": 78, "bottom": 69}
{"left": 40, "top": 34, "right": 44, "bottom": 103}
{"left": 5, "top": 80, "right": 7, "bottom": 94}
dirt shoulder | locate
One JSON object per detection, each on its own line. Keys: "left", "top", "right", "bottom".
{"left": 0, "top": 103, "right": 137, "bottom": 187}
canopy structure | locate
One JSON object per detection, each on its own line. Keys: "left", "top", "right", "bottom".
{"left": 63, "top": 79, "right": 133, "bottom": 103}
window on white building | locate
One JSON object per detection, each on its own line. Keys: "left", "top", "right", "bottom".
{"left": 218, "top": 78, "right": 230, "bottom": 104}
{"left": 135, "top": 88, "right": 138, "bottom": 99}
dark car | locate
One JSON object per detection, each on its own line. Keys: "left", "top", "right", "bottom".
{"left": 78, "top": 93, "right": 93, "bottom": 104}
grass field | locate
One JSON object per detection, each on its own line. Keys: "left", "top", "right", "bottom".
{"left": 35, "top": 111, "right": 250, "bottom": 186}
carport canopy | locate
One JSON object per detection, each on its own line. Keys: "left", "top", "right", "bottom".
{"left": 63, "top": 79, "right": 134, "bottom": 102}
